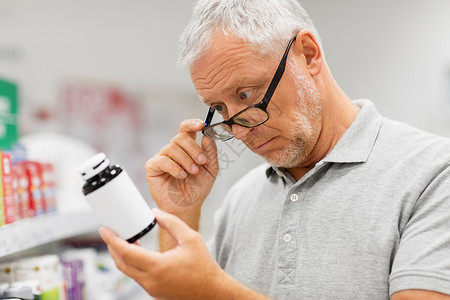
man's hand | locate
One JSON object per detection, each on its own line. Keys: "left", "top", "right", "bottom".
{"left": 145, "top": 119, "right": 218, "bottom": 251}
{"left": 145, "top": 119, "right": 218, "bottom": 219}
{"left": 99, "top": 208, "right": 226, "bottom": 299}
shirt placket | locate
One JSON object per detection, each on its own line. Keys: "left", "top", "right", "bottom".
{"left": 274, "top": 162, "right": 329, "bottom": 291}
{"left": 276, "top": 183, "right": 306, "bottom": 286}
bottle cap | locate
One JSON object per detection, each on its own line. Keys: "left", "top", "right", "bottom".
{"left": 77, "top": 152, "right": 110, "bottom": 180}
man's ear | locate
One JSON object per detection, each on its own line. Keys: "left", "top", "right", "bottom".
{"left": 293, "top": 30, "right": 323, "bottom": 76}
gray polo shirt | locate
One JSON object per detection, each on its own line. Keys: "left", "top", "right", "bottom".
{"left": 209, "top": 99, "right": 450, "bottom": 299}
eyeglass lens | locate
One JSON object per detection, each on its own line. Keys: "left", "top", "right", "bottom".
{"left": 203, "top": 106, "right": 269, "bottom": 140}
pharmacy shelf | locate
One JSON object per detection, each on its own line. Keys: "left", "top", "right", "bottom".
{"left": 0, "top": 211, "right": 100, "bottom": 258}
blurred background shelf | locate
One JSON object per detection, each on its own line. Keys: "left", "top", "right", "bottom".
{"left": 0, "top": 211, "right": 100, "bottom": 259}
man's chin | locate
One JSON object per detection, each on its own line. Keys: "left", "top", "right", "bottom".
{"left": 260, "top": 145, "right": 309, "bottom": 169}
{"left": 262, "top": 153, "right": 301, "bottom": 169}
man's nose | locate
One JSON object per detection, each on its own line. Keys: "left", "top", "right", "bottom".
{"left": 231, "top": 124, "right": 252, "bottom": 140}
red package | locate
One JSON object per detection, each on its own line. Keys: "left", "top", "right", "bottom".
{"left": 0, "top": 153, "right": 16, "bottom": 224}
{"left": 14, "top": 163, "right": 34, "bottom": 218}
{"left": 41, "top": 163, "right": 57, "bottom": 213}
{"left": 21, "top": 161, "right": 47, "bottom": 215}
{"left": 10, "top": 166, "right": 21, "bottom": 221}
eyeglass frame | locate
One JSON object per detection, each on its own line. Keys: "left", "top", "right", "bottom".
{"left": 201, "top": 34, "right": 298, "bottom": 141}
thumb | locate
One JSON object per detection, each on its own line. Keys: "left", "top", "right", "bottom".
{"left": 152, "top": 208, "right": 192, "bottom": 244}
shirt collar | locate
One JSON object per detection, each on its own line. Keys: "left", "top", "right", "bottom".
{"left": 266, "top": 99, "right": 384, "bottom": 178}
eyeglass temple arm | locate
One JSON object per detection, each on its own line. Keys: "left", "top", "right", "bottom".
{"left": 260, "top": 35, "right": 297, "bottom": 110}
{"left": 204, "top": 106, "right": 215, "bottom": 127}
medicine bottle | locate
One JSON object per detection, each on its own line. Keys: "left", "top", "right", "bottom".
{"left": 78, "top": 153, "right": 156, "bottom": 243}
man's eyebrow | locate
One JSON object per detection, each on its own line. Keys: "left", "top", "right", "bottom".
{"left": 227, "top": 78, "right": 247, "bottom": 92}
{"left": 197, "top": 77, "right": 252, "bottom": 105}
{"left": 227, "top": 80, "right": 240, "bottom": 91}
{"left": 198, "top": 95, "right": 212, "bottom": 106}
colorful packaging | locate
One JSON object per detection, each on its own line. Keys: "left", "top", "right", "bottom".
{"left": 10, "top": 166, "right": 21, "bottom": 222}
{"left": 60, "top": 261, "right": 84, "bottom": 300}
{"left": 0, "top": 79, "right": 19, "bottom": 150}
{"left": 0, "top": 153, "right": 16, "bottom": 225}
{"left": 14, "top": 163, "right": 33, "bottom": 218}
{"left": 61, "top": 248, "right": 97, "bottom": 300}
{"left": 40, "top": 164, "right": 56, "bottom": 213}
{"left": 0, "top": 162, "right": 4, "bottom": 225}
{"left": 16, "top": 162, "right": 46, "bottom": 216}
{"left": 5, "top": 160, "right": 55, "bottom": 221}
{"left": 24, "top": 162, "right": 46, "bottom": 215}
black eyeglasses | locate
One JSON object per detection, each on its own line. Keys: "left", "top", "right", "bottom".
{"left": 201, "top": 35, "right": 297, "bottom": 141}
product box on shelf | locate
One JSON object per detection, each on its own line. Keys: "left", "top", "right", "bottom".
{"left": 7, "top": 160, "right": 57, "bottom": 221}
{"left": 23, "top": 161, "right": 47, "bottom": 215}
{"left": 10, "top": 165, "right": 21, "bottom": 222}
{"left": 41, "top": 163, "right": 56, "bottom": 213}
{"left": 60, "top": 260, "right": 84, "bottom": 300}
{"left": 0, "top": 153, "right": 16, "bottom": 225}
{"left": 0, "top": 262, "right": 15, "bottom": 283}
{"left": 14, "top": 255, "right": 61, "bottom": 300}
{"left": 61, "top": 248, "right": 96, "bottom": 300}
{"left": 0, "top": 248, "right": 141, "bottom": 300}
{"left": 14, "top": 162, "right": 33, "bottom": 219}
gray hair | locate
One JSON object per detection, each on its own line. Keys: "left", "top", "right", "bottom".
{"left": 178, "top": 0, "right": 322, "bottom": 70}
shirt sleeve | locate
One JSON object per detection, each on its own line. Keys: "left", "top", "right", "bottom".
{"left": 389, "top": 162, "right": 450, "bottom": 296}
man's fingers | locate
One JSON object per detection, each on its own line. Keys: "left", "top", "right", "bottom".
{"left": 171, "top": 133, "right": 208, "bottom": 166}
{"left": 145, "top": 119, "right": 209, "bottom": 179}
{"left": 146, "top": 155, "right": 187, "bottom": 179}
{"left": 99, "top": 226, "right": 122, "bottom": 245}
{"left": 179, "top": 119, "right": 205, "bottom": 138}
{"left": 152, "top": 208, "right": 198, "bottom": 245}
{"left": 201, "top": 135, "right": 218, "bottom": 168}
{"left": 107, "top": 245, "right": 147, "bottom": 278}
{"left": 99, "top": 227, "right": 161, "bottom": 272}
{"left": 161, "top": 143, "right": 198, "bottom": 176}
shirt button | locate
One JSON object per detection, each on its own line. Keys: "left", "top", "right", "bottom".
{"left": 283, "top": 233, "right": 292, "bottom": 243}
{"left": 290, "top": 194, "right": 299, "bottom": 202}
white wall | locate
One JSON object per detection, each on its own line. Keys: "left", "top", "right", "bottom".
{"left": 1, "top": 1, "right": 450, "bottom": 241}
{"left": 0, "top": 0, "right": 196, "bottom": 104}
{"left": 302, "top": 0, "right": 450, "bottom": 136}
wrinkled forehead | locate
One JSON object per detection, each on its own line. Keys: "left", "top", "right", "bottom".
{"left": 190, "top": 33, "right": 275, "bottom": 92}
{"left": 190, "top": 32, "right": 271, "bottom": 73}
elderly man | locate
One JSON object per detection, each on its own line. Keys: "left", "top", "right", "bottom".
{"left": 100, "top": 0, "right": 450, "bottom": 299}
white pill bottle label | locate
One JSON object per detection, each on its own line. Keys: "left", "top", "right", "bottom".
{"left": 78, "top": 153, "right": 156, "bottom": 243}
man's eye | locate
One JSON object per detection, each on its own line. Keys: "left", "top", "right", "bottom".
{"left": 239, "top": 90, "right": 253, "bottom": 100}
{"left": 213, "top": 104, "right": 226, "bottom": 114}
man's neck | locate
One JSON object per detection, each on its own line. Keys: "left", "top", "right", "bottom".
{"left": 287, "top": 93, "right": 360, "bottom": 181}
